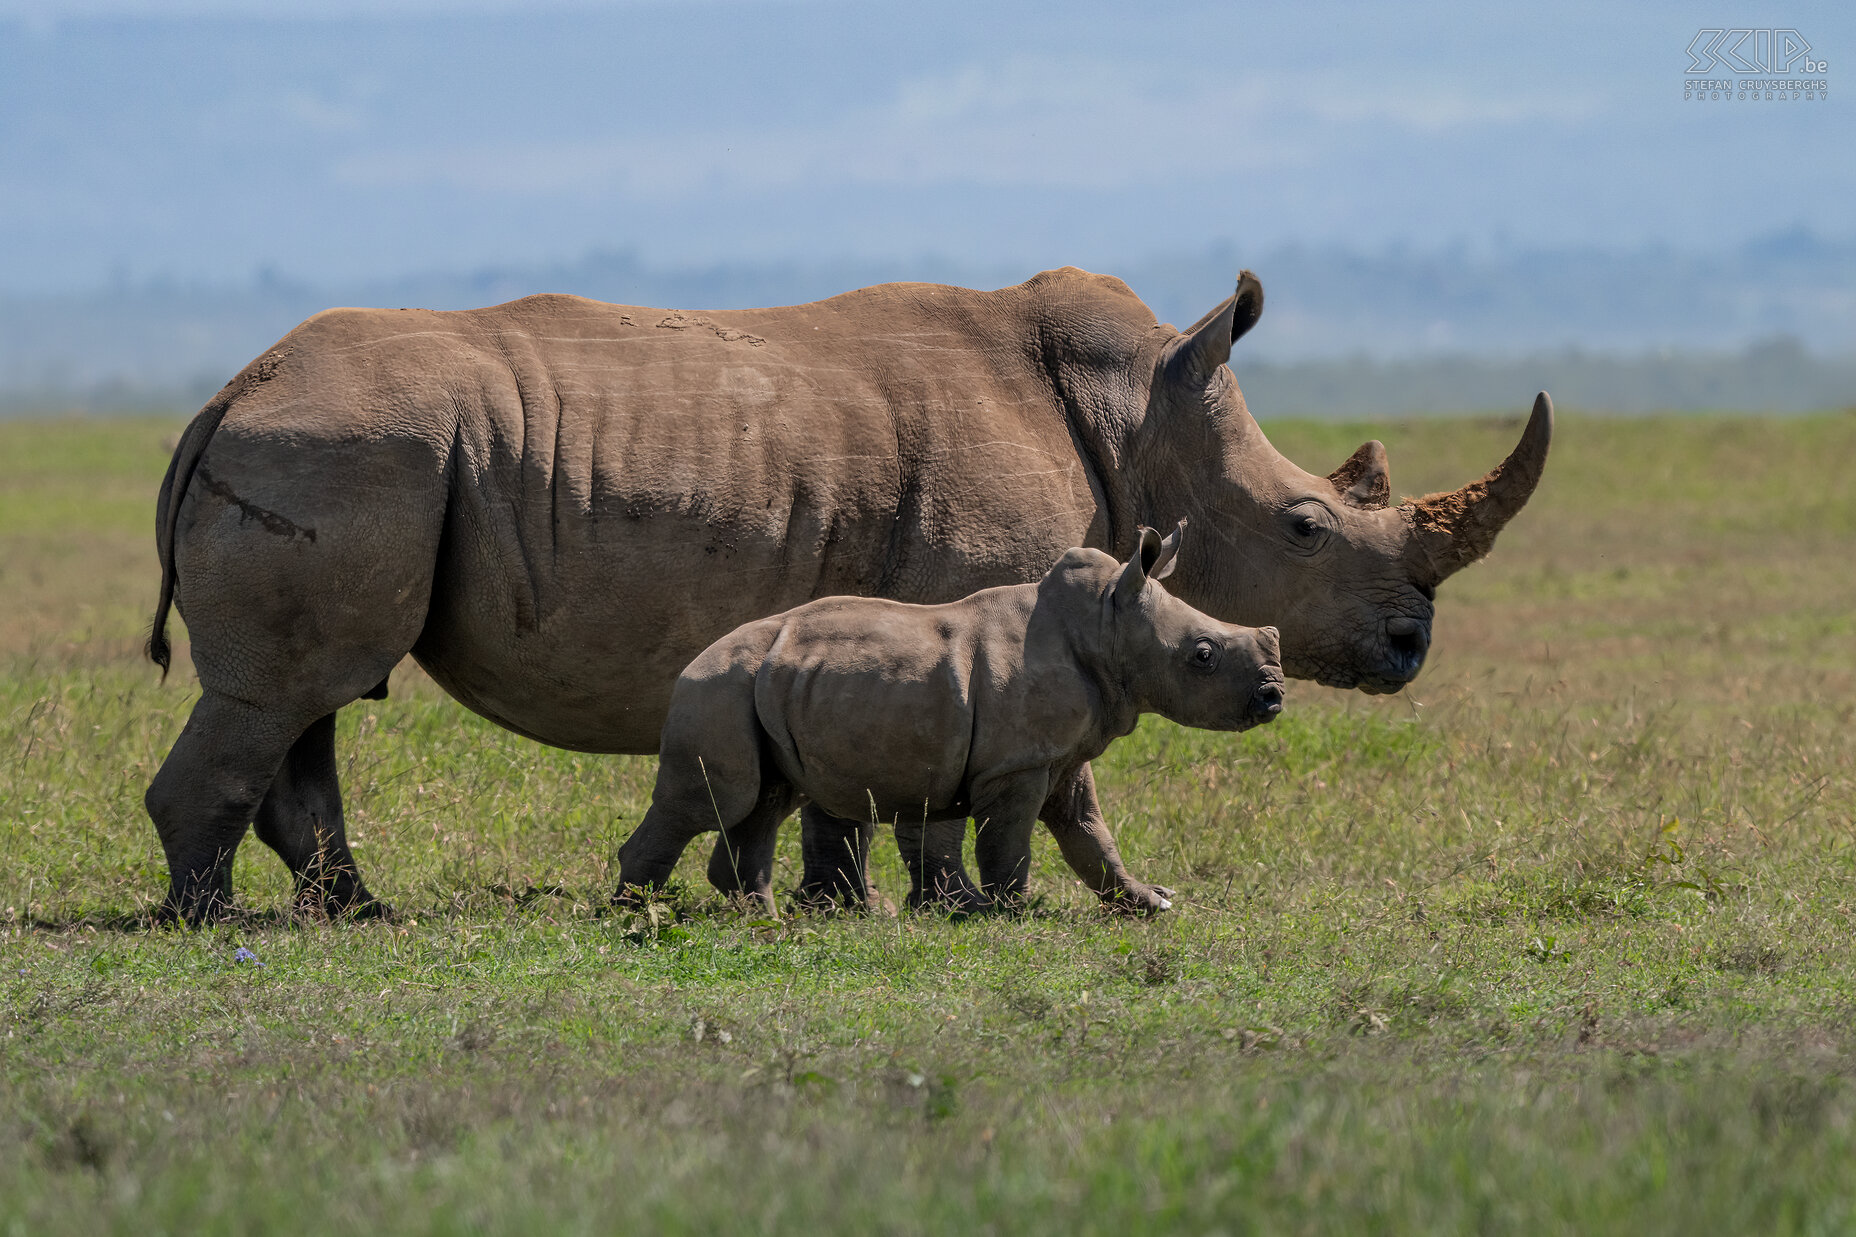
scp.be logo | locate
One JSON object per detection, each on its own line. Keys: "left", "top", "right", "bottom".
{"left": 1686, "top": 29, "right": 1825, "bottom": 74}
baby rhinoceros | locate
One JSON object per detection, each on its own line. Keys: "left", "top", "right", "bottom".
{"left": 614, "top": 521, "right": 1284, "bottom": 913}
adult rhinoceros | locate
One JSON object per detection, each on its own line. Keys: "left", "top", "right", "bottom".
{"left": 144, "top": 267, "right": 1549, "bottom": 924}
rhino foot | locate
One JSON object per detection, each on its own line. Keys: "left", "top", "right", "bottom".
{"left": 1097, "top": 882, "right": 1174, "bottom": 916}
{"left": 906, "top": 893, "right": 991, "bottom": 918}
{"left": 905, "top": 873, "right": 993, "bottom": 918}
{"left": 291, "top": 887, "right": 394, "bottom": 924}
{"left": 150, "top": 900, "right": 196, "bottom": 930}
{"left": 977, "top": 888, "right": 1034, "bottom": 917}
{"left": 795, "top": 871, "right": 896, "bottom": 916}
{"left": 611, "top": 881, "right": 669, "bottom": 911}
{"left": 154, "top": 884, "right": 239, "bottom": 929}
{"left": 795, "top": 883, "right": 854, "bottom": 913}
{"left": 797, "top": 805, "right": 883, "bottom": 913}
{"left": 346, "top": 895, "right": 394, "bottom": 922}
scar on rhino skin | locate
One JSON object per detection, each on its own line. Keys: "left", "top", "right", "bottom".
{"left": 196, "top": 467, "right": 317, "bottom": 543}
{"left": 655, "top": 312, "right": 766, "bottom": 347}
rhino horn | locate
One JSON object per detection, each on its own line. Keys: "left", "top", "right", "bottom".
{"left": 1405, "top": 392, "right": 1554, "bottom": 579}
{"left": 1328, "top": 440, "right": 1391, "bottom": 510}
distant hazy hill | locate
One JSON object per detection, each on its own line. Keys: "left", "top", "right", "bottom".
{"left": 3, "top": 232, "right": 1852, "bottom": 416}
{"left": 1237, "top": 339, "right": 1856, "bottom": 419}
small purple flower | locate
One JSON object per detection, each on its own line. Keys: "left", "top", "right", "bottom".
{"left": 233, "top": 946, "right": 264, "bottom": 967}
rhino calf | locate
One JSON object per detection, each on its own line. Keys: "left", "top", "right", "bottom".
{"left": 615, "top": 522, "right": 1284, "bottom": 912}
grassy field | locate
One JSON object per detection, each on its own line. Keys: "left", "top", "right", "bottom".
{"left": 2, "top": 411, "right": 1854, "bottom": 1234}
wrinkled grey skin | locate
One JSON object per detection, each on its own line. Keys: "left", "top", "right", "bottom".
{"left": 615, "top": 524, "right": 1284, "bottom": 913}
{"left": 144, "top": 266, "right": 1549, "bottom": 924}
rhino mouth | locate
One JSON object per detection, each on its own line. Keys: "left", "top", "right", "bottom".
{"left": 1241, "top": 677, "right": 1286, "bottom": 726}
{"left": 1287, "top": 616, "right": 1431, "bottom": 696}
{"left": 1310, "top": 666, "right": 1419, "bottom": 695}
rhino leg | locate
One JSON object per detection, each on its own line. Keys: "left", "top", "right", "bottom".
{"left": 146, "top": 418, "right": 448, "bottom": 924}
{"left": 251, "top": 711, "right": 388, "bottom": 920}
{"left": 1040, "top": 763, "right": 1174, "bottom": 915}
{"left": 615, "top": 675, "right": 770, "bottom": 907}
{"left": 705, "top": 783, "right": 800, "bottom": 913}
{"left": 894, "top": 816, "right": 987, "bottom": 914}
{"left": 146, "top": 691, "right": 326, "bottom": 925}
{"left": 972, "top": 773, "right": 1052, "bottom": 911}
{"left": 795, "top": 804, "right": 879, "bottom": 910}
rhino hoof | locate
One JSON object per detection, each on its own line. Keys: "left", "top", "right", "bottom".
{"left": 288, "top": 885, "right": 393, "bottom": 924}
{"left": 905, "top": 887, "right": 992, "bottom": 918}
{"left": 795, "top": 876, "right": 876, "bottom": 915}
{"left": 340, "top": 896, "right": 395, "bottom": 923}
{"left": 155, "top": 889, "right": 237, "bottom": 929}
{"left": 1099, "top": 883, "right": 1174, "bottom": 916}
{"left": 611, "top": 883, "right": 652, "bottom": 911}
{"left": 612, "top": 882, "right": 681, "bottom": 913}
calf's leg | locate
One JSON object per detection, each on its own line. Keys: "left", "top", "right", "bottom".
{"left": 616, "top": 672, "right": 768, "bottom": 906}
{"left": 1040, "top": 763, "right": 1173, "bottom": 914}
{"left": 705, "top": 783, "right": 800, "bottom": 913}
{"left": 972, "top": 772, "right": 1054, "bottom": 910}
{"left": 796, "top": 804, "right": 879, "bottom": 910}
{"left": 616, "top": 759, "right": 759, "bottom": 903}
{"left": 894, "top": 815, "right": 987, "bottom": 914}
{"left": 617, "top": 797, "right": 728, "bottom": 903}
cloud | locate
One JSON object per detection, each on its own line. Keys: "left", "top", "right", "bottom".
{"left": 333, "top": 54, "right": 1594, "bottom": 199}
{"left": 0, "top": 0, "right": 730, "bottom": 18}
{"left": 282, "top": 90, "right": 368, "bottom": 134}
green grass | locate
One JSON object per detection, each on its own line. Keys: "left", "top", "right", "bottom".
{"left": 3, "top": 412, "right": 1855, "bottom": 1234}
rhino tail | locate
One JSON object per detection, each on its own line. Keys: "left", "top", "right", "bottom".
{"left": 147, "top": 386, "right": 239, "bottom": 679}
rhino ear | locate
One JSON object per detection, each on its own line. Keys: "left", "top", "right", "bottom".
{"left": 1149, "top": 517, "right": 1187, "bottom": 580}
{"left": 1164, "top": 270, "right": 1265, "bottom": 388}
{"left": 1115, "top": 526, "right": 1163, "bottom": 604}
{"left": 1229, "top": 270, "right": 1265, "bottom": 342}
{"left": 1328, "top": 440, "right": 1391, "bottom": 510}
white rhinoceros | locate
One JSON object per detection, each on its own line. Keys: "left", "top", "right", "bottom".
{"left": 616, "top": 521, "right": 1285, "bottom": 914}
{"left": 144, "top": 267, "right": 1550, "bottom": 923}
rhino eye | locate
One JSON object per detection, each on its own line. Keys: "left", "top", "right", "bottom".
{"left": 1191, "top": 639, "right": 1221, "bottom": 673}
{"left": 1282, "top": 501, "right": 1333, "bottom": 553}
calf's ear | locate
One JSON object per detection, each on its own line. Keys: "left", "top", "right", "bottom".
{"left": 1163, "top": 270, "right": 1265, "bottom": 389}
{"left": 1149, "top": 517, "right": 1188, "bottom": 580}
{"left": 1115, "top": 526, "right": 1164, "bottom": 604}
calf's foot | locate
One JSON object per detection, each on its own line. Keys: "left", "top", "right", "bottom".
{"left": 1042, "top": 764, "right": 1174, "bottom": 916}
{"left": 1096, "top": 880, "right": 1175, "bottom": 916}
{"left": 796, "top": 805, "right": 883, "bottom": 912}
{"left": 895, "top": 817, "right": 990, "bottom": 916}
{"left": 705, "top": 783, "right": 797, "bottom": 916}
{"left": 155, "top": 877, "right": 237, "bottom": 928}
{"left": 905, "top": 867, "right": 993, "bottom": 917}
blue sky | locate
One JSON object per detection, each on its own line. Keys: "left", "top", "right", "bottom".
{"left": 0, "top": 0, "right": 1850, "bottom": 292}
